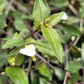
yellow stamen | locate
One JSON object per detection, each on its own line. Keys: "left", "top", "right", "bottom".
{"left": 12, "top": 62, "right": 15, "bottom": 66}
{"left": 32, "top": 58, "right": 36, "bottom": 62}
{"left": 31, "top": 55, "right": 35, "bottom": 59}
{"left": 14, "top": 32, "right": 18, "bottom": 36}
{"left": 45, "top": 24, "right": 48, "bottom": 27}
{"left": 12, "top": 58, "right": 15, "bottom": 62}
{"left": 4, "top": 24, "right": 8, "bottom": 27}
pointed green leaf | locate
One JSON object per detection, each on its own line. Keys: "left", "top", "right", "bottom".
{"left": 39, "top": 77, "right": 51, "bottom": 84}
{"left": 36, "top": 40, "right": 55, "bottom": 56}
{"left": 58, "top": 23, "right": 81, "bottom": 37}
{"left": 30, "top": 71, "right": 39, "bottom": 84}
{"left": 66, "top": 61, "right": 83, "bottom": 73}
{"left": 81, "top": 43, "right": 84, "bottom": 63}
{"left": 0, "top": 47, "right": 7, "bottom": 68}
{"left": 45, "top": 12, "right": 64, "bottom": 27}
{"left": 15, "top": 18, "right": 30, "bottom": 33}
{"left": 33, "top": 63, "right": 52, "bottom": 81}
{"left": 6, "top": 67, "right": 29, "bottom": 84}
{"left": 15, "top": 54, "right": 24, "bottom": 66}
{"left": 54, "top": 67, "right": 65, "bottom": 80}
{"left": 33, "top": 0, "right": 50, "bottom": 28}
{"left": 2, "top": 33, "right": 25, "bottom": 49}
{"left": 41, "top": 25, "right": 64, "bottom": 62}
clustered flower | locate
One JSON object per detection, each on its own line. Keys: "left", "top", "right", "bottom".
{"left": 20, "top": 44, "right": 36, "bottom": 62}
{"left": 8, "top": 57, "right": 15, "bottom": 66}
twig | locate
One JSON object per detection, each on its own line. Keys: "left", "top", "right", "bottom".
{"left": 36, "top": 53, "right": 55, "bottom": 70}
{"left": 24, "top": 29, "right": 38, "bottom": 40}
{"left": 80, "top": 18, "right": 83, "bottom": 31}
{"left": 27, "top": 58, "right": 32, "bottom": 75}
{"left": 73, "top": 35, "right": 81, "bottom": 46}
{"left": 6, "top": 0, "right": 14, "bottom": 16}
{"left": 63, "top": 71, "right": 70, "bottom": 84}
{"left": 67, "top": 1, "right": 79, "bottom": 17}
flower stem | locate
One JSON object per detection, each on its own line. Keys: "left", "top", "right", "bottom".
{"left": 24, "top": 29, "right": 38, "bottom": 40}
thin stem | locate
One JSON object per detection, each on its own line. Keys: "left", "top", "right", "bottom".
{"left": 63, "top": 44, "right": 69, "bottom": 84}
{"left": 13, "top": 1, "right": 31, "bottom": 14}
{"left": 36, "top": 53, "right": 55, "bottom": 70}
{"left": 73, "top": 35, "right": 81, "bottom": 46}
{"left": 27, "top": 58, "right": 32, "bottom": 75}
{"left": 24, "top": 29, "right": 38, "bottom": 40}
{"left": 67, "top": 1, "right": 79, "bottom": 17}
{"left": 80, "top": 18, "right": 83, "bottom": 31}
{"left": 63, "top": 72, "right": 68, "bottom": 84}
{"left": 6, "top": 0, "right": 14, "bottom": 16}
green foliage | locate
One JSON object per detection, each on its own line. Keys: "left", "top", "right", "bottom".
{"left": 33, "top": 0, "right": 50, "bottom": 28}
{"left": 0, "top": 12, "right": 6, "bottom": 32}
{"left": 39, "top": 77, "right": 51, "bottom": 84}
{"left": 49, "top": 0, "right": 67, "bottom": 8}
{"left": 2, "top": 32, "right": 25, "bottom": 49}
{"left": 14, "top": 18, "right": 30, "bottom": 33}
{"left": 0, "top": 0, "right": 84, "bottom": 83}
{"left": 45, "top": 12, "right": 64, "bottom": 27}
{"left": 15, "top": 54, "right": 24, "bottom": 66}
{"left": 54, "top": 67, "right": 65, "bottom": 80}
{"left": 6, "top": 67, "right": 29, "bottom": 84}
{"left": 58, "top": 23, "right": 81, "bottom": 37}
{"left": 41, "top": 24, "right": 64, "bottom": 62}
{"left": 30, "top": 71, "right": 39, "bottom": 84}
{"left": 66, "top": 61, "right": 83, "bottom": 74}
{"left": 33, "top": 63, "right": 52, "bottom": 81}
{"left": 0, "top": 47, "right": 7, "bottom": 68}
{"left": 36, "top": 40, "right": 55, "bottom": 56}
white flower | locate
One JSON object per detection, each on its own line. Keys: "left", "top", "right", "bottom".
{"left": 20, "top": 44, "right": 36, "bottom": 57}
{"left": 61, "top": 12, "right": 68, "bottom": 20}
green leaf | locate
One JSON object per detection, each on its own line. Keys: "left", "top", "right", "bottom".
{"left": 6, "top": 67, "right": 29, "bottom": 84}
{"left": 71, "top": 72, "right": 79, "bottom": 83}
{"left": 71, "top": 46, "right": 81, "bottom": 58}
{"left": 54, "top": 67, "right": 65, "bottom": 80}
{"left": 66, "top": 61, "right": 83, "bottom": 73}
{"left": 45, "top": 12, "right": 64, "bottom": 27}
{"left": 41, "top": 24, "right": 64, "bottom": 63}
{"left": 14, "top": 18, "right": 30, "bottom": 33}
{"left": 36, "top": 40, "right": 55, "bottom": 56}
{"left": 49, "top": 0, "right": 67, "bottom": 8}
{"left": 0, "top": 12, "right": 6, "bottom": 32}
{"left": 0, "top": 47, "right": 7, "bottom": 68}
{"left": 0, "top": 77, "right": 4, "bottom": 84}
{"left": 15, "top": 54, "right": 24, "bottom": 66}
{"left": 33, "top": 0, "right": 50, "bottom": 28}
{"left": 2, "top": 33, "right": 25, "bottom": 49}
{"left": 39, "top": 77, "right": 51, "bottom": 84}
{"left": 81, "top": 43, "right": 84, "bottom": 63}
{"left": 33, "top": 63, "right": 52, "bottom": 81}
{"left": 57, "top": 29, "right": 70, "bottom": 43}
{"left": 58, "top": 23, "right": 81, "bottom": 37}
{"left": 30, "top": 71, "right": 39, "bottom": 84}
